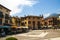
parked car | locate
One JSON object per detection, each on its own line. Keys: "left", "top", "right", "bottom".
{"left": 0, "top": 29, "right": 6, "bottom": 37}
{"left": 16, "top": 28, "right": 22, "bottom": 33}
{"left": 1, "top": 31, "right": 6, "bottom": 37}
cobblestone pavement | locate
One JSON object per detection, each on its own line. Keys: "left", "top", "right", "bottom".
{"left": 0, "top": 29, "right": 60, "bottom": 40}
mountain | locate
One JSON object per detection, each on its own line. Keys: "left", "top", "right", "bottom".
{"left": 48, "top": 13, "right": 60, "bottom": 18}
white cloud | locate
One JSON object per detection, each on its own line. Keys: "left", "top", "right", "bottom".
{"left": 43, "top": 13, "right": 50, "bottom": 18}
{"left": 0, "top": 0, "right": 37, "bottom": 15}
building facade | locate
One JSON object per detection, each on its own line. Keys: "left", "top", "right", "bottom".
{"left": 20, "top": 15, "right": 44, "bottom": 30}
{"left": 0, "top": 4, "right": 11, "bottom": 26}
{"left": 10, "top": 17, "right": 20, "bottom": 28}
{"left": 44, "top": 17, "right": 59, "bottom": 28}
{"left": 1, "top": 4, "right": 60, "bottom": 30}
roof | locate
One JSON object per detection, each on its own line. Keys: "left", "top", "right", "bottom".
{"left": 26, "top": 15, "right": 43, "bottom": 17}
{"left": 0, "top": 4, "right": 11, "bottom": 11}
{"left": 20, "top": 15, "right": 43, "bottom": 18}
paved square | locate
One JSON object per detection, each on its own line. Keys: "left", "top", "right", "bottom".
{"left": 0, "top": 29, "right": 60, "bottom": 40}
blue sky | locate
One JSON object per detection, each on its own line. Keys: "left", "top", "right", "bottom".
{"left": 15, "top": 0, "right": 60, "bottom": 17}
{"left": 0, "top": 0, "right": 60, "bottom": 18}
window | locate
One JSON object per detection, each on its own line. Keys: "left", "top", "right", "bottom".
{"left": 0, "top": 7, "right": 2, "bottom": 10}
{"left": 25, "top": 22, "right": 26, "bottom": 24}
{"left": 6, "top": 10, "right": 9, "bottom": 12}
{"left": 33, "top": 21, "right": 35, "bottom": 25}
{"left": 33, "top": 17, "right": 35, "bottom": 19}
{"left": 5, "top": 20, "right": 8, "bottom": 23}
{"left": 49, "top": 23, "right": 51, "bottom": 25}
{"left": 24, "top": 18, "right": 26, "bottom": 20}
{"left": 49, "top": 21, "right": 52, "bottom": 22}
{"left": 37, "top": 21, "right": 40, "bottom": 26}
{"left": 28, "top": 17, "right": 30, "bottom": 19}
{"left": 21, "top": 23, "right": 25, "bottom": 26}
{"left": 0, "top": 19, "right": 2, "bottom": 25}
{"left": 0, "top": 11, "right": 3, "bottom": 18}
{"left": 33, "top": 21, "right": 35, "bottom": 30}
{"left": 10, "top": 19, "right": 13, "bottom": 24}
{"left": 37, "top": 17, "right": 40, "bottom": 19}
{"left": 42, "top": 20, "right": 44, "bottom": 22}
{"left": 37, "top": 21, "right": 40, "bottom": 24}
{"left": 28, "top": 21, "right": 31, "bottom": 24}
{"left": 18, "top": 20, "right": 20, "bottom": 26}
{"left": 37, "top": 21, "right": 41, "bottom": 29}
{"left": 45, "top": 22, "right": 47, "bottom": 26}
{"left": 5, "top": 14, "right": 9, "bottom": 19}
{"left": 33, "top": 21, "right": 35, "bottom": 24}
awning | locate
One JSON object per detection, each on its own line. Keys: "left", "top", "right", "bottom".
{"left": 17, "top": 26, "right": 28, "bottom": 28}
{"left": 11, "top": 26, "right": 17, "bottom": 28}
{"left": 0, "top": 26, "right": 11, "bottom": 28}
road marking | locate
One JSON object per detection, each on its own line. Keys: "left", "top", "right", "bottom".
{"left": 39, "top": 32, "right": 48, "bottom": 37}
{"left": 15, "top": 32, "right": 48, "bottom": 38}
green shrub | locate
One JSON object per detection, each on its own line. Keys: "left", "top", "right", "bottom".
{"left": 6, "top": 37, "right": 18, "bottom": 40}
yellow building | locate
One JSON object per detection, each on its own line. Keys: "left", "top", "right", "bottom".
{"left": 44, "top": 15, "right": 60, "bottom": 29}
{"left": 20, "top": 15, "right": 44, "bottom": 30}
{"left": 0, "top": 4, "right": 11, "bottom": 26}
{"left": 10, "top": 17, "right": 20, "bottom": 28}
{"left": 56, "top": 16, "right": 60, "bottom": 28}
